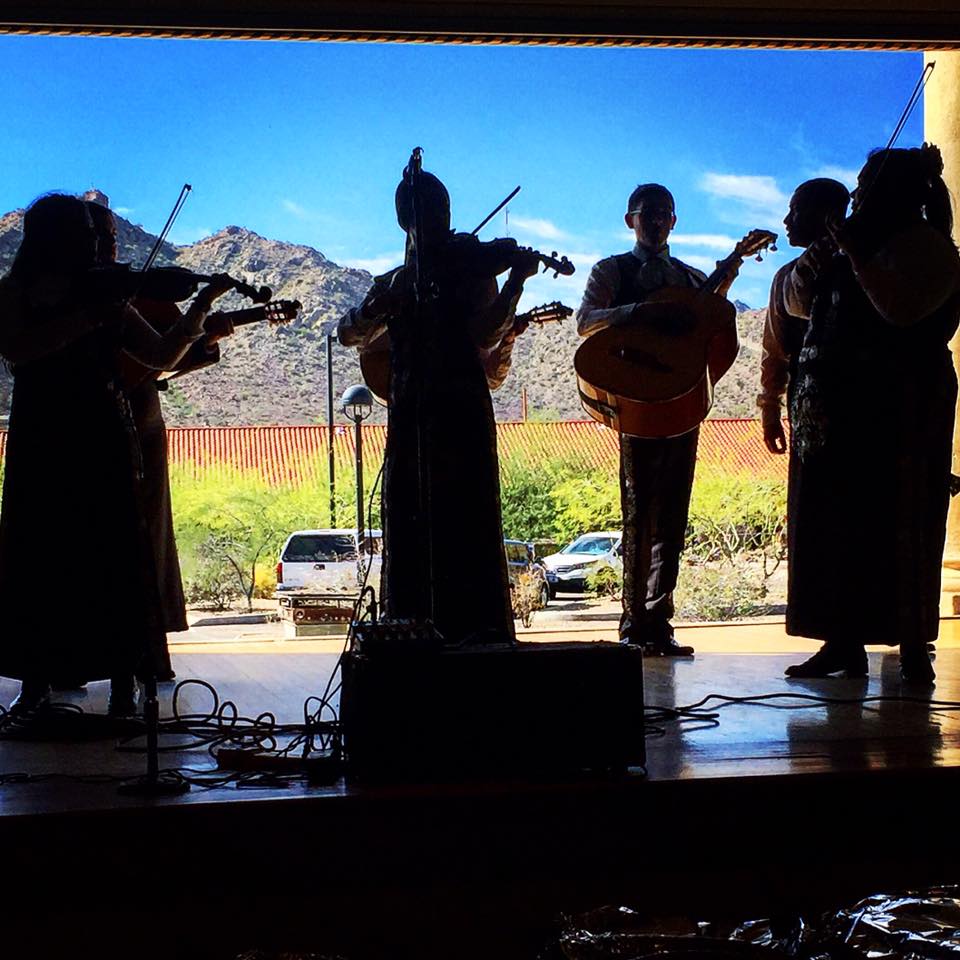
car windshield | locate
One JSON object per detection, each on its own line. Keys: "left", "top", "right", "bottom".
{"left": 561, "top": 536, "right": 615, "bottom": 556}
{"left": 283, "top": 534, "right": 357, "bottom": 563}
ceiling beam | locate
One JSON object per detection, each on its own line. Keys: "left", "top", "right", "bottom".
{"left": 1, "top": 1, "right": 959, "bottom": 48}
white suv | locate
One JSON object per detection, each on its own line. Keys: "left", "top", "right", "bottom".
{"left": 541, "top": 531, "right": 623, "bottom": 596}
{"left": 276, "top": 529, "right": 382, "bottom": 593}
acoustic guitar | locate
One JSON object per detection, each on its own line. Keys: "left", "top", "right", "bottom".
{"left": 359, "top": 300, "right": 572, "bottom": 404}
{"left": 574, "top": 230, "right": 776, "bottom": 439}
{"left": 122, "top": 298, "right": 302, "bottom": 390}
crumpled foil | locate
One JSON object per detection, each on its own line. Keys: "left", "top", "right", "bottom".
{"left": 824, "top": 888, "right": 960, "bottom": 960}
{"left": 551, "top": 906, "right": 788, "bottom": 960}
{"left": 733, "top": 887, "right": 960, "bottom": 960}
{"left": 553, "top": 888, "right": 960, "bottom": 960}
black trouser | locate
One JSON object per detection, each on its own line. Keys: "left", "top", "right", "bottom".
{"left": 618, "top": 428, "right": 699, "bottom": 644}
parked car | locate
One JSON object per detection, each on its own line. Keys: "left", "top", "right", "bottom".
{"left": 541, "top": 531, "right": 622, "bottom": 597}
{"left": 504, "top": 539, "right": 551, "bottom": 610}
{"left": 276, "top": 528, "right": 383, "bottom": 594}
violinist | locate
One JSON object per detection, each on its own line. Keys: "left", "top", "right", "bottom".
{"left": 87, "top": 199, "right": 236, "bottom": 683}
{"left": 0, "top": 193, "right": 231, "bottom": 718}
{"left": 337, "top": 164, "right": 540, "bottom": 645}
{"left": 577, "top": 183, "right": 742, "bottom": 658}
{"left": 782, "top": 146, "right": 960, "bottom": 683}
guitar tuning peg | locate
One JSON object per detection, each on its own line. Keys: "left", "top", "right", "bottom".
{"left": 755, "top": 253, "right": 763, "bottom": 262}
{"left": 770, "top": 243, "right": 778, "bottom": 252}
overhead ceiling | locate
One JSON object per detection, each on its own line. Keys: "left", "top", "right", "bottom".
{"left": 0, "top": 0, "right": 958, "bottom": 49}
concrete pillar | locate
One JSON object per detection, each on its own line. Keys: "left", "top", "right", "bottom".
{"left": 925, "top": 52, "right": 960, "bottom": 611}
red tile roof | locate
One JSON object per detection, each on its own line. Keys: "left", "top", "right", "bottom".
{"left": 0, "top": 419, "right": 787, "bottom": 484}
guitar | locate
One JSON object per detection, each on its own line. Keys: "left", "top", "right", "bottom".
{"left": 359, "top": 301, "right": 572, "bottom": 404}
{"left": 574, "top": 229, "right": 777, "bottom": 439}
{"left": 122, "top": 298, "right": 302, "bottom": 390}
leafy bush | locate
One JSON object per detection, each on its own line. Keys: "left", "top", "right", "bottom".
{"left": 674, "top": 561, "right": 770, "bottom": 621}
{"left": 253, "top": 563, "right": 278, "bottom": 599}
{"left": 183, "top": 536, "right": 243, "bottom": 610}
{"left": 499, "top": 454, "right": 584, "bottom": 542}
{"left": 550, "top": 470, "right": 622, "bottom": 545}
{"left": 586, "top": 565, "right": 622, "bottom": 599}
{"left": 510, "top": 570, "right": 544, "bottom": 628}
{"left": 165, "top": 456, "right": 787, "bottom": 623}
{"left": 687, "top": 473, "right": 787, "bottom": 570}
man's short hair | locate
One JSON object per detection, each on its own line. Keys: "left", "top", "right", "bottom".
{"left": 627, "top": 183, "right": 675, "bottom": 215}
{"left": 794, "top": 178, "right": 850, "bottom": 217}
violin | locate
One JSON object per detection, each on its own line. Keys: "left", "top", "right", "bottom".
{"left": 442, "top": 233, "right": 575, "bottom": 279}
{"left": 84, "top": 263, "right": 272, "bottom": 305}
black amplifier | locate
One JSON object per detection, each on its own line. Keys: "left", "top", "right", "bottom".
{"left": 340, "top": 640, "right": 645, "bottom": 780}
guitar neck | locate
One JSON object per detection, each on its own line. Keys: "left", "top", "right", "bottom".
{"left": 204, "top": 305, "right": 272, "bottom": 339}
{"left": 702, "top": 257, "right": 738, "bottom": 296}
{"left": 217, "top": 305, "right": 269, "bottom": 328}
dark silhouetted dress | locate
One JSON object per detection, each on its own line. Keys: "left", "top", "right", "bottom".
{"left": 0, "top": 281, "right": 167, "bottom": 683}
{"left": 785, "top": 221, "right": 960, "bottom": 650}
{"left": 338, "top": 239, "right": 522, "bottom": 645}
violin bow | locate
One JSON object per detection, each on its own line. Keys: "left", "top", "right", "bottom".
{"left": 886, "top": 61, "right": 934, "bottom": 152}
{"left": 471, "top": 185, "right": 521, "bottom": 236}
{"left": 141, "top": 183, "right": 192, "bottom": 273}
{"left": 854, "top": 62, "right": 935, "bottom": 212}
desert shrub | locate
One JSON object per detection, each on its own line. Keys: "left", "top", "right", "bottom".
{"left": 184, "top": 536, "right": 243, "bottom": 610}
{"left": 686, "top": 472, "right": 787, "bottom": 570}
{"left": 253, "top": 562, "right": 278, "bottom": 599}
{"left": 550, "top": 470, "right": 622, "bottom": 545}
{"left": 674, "top": 561, "right": 769, "bottom": 621}
{"left": 510, "top": 570, "right": 544, "bottom": 628}
{"left": 586, "top": 565, "right": 622, "bottom": 599}
{"left": 499, "top": 454, "right": 585, "bottom": 542}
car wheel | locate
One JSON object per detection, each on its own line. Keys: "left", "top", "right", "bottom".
{"left": 538, "top": 580, "right": 550, "bottom": 609}
{"left": 548, "top": 583, "right": 557, "bottom": 601}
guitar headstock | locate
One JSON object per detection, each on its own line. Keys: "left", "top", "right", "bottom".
{"left": 541, "top": 250, "right": 576, "bottom": 278}
{"left": 521, "top": 301, "right": 573, "bottom": 325}
{"left": 735, "top": 229, "right": 779, "bottom": 262}
{"left": 264, "top": 299, "right": 302, "bottom": 325}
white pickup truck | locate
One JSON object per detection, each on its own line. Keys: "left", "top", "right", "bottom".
{"left": 275, "top": 528, "right": 383, "bottom": 593}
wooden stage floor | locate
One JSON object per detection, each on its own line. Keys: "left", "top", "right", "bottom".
{"left": 2, "top": 621, "right": 960, "bottom": 959}
{"left": 3, "top": 617, "right": 960, "bottom": 807}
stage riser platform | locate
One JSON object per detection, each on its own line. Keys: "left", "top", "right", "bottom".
{"left": 1, "top": 765, "right": 956, "bottom": 960}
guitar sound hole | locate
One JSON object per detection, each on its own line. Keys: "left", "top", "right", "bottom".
{"left": 615, "top": 347, "right": 673, "bottom": 374}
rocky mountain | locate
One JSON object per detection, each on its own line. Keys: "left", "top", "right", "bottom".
{"left": 0, "top": 195, "right": 768, "bottom": 425}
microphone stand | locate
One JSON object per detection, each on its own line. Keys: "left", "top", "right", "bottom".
{"left": 116, "top": 184, "right": 194, "bottom": 797}
{"left": 404, "top": 148, "right": 437, "bottom": 630}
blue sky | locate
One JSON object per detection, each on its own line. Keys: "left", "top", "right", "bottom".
{"left": 0, "top": 37, "right": 924, "bottom": 309}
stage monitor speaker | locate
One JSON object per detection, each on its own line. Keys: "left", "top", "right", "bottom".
{"left": 340, "top": 640, "right": 645, "bottom": 780}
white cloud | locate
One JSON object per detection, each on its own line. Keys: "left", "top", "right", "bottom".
{"left": 680, "top": 254, "right": 719, "bottom": 273}
{"left": 340, "top": 252, "right": 404, "bottom": 275}
{"left": 168, "top": 225, "right": 213, "bottom": 245}
{"left": 670, "top": 233, "right": 739, "bottom": 251}
{"left": 699, "top": 172, "right": 789, "bottom": 226}
{"left": 809, "top": 165, "right": 860, "bottom": 189}
{"left": 282, "top": 198, "right": 310, "bottom": 218}
{"left": 508, "top": 215, "right": 570, "bottom": 241}
{"left": 113, "top": 206, "right": 134, "bottom": 216}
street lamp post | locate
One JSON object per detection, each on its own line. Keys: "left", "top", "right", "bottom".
{"left": 341, "top": 384, "right": 374, "bottom": 578}
{"left": 326, "top": 331, "right": 337, "bottom": 527}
